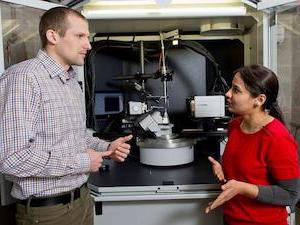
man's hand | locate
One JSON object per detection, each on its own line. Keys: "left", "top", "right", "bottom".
{"left": 106, "top": 135, "right": 133, "bottom": 162}
{"left": 208, "top": 156, "right": 226, "bottom": 183}
{"left": 87, "top": 149, "right": 112, "bottom": 172}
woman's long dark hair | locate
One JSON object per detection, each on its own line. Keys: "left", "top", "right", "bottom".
{"left": 234, "top": 65, "right": 285, "bottom": 124}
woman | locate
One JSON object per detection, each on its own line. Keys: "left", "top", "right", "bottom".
{"left": 206, "top": 65, "right": 300, "bottom": 225}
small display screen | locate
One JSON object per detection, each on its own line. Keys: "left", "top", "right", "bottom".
{"left": 104, "top": 96, "right": 120, "bottom": 112}
{"left": 94, "top": 92, "right": 123, "bottom": 115}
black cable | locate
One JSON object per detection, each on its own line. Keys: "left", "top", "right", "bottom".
{"left": 165, "top": 40, "right": 229, "bottom": 95}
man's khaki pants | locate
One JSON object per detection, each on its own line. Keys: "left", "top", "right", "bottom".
{"left": 15, "top": 186, "right": 94, "bottom": 225}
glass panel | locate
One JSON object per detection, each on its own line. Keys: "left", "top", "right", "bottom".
{"left": 1, "top": 2, "right": 44, "bottom": 69}
{"left": 276, "top": 6, "right": 300, "bottom": 142}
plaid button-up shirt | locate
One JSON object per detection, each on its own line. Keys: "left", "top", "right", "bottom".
{"left": 0, "top": 50, "right": 109, "bottom": 199}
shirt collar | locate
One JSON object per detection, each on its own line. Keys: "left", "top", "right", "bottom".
{"left": 37, "top": 50, "right": 76, "bottom": 83}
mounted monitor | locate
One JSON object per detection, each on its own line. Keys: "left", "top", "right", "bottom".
{"left": 94, "top": 92, "right": 124, "bottom": 115}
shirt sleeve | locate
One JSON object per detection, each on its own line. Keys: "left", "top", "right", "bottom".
{"left": 0, "top": 71, "right": 90, "bottom": 178}
{"left": 267, "top": 135, "right": 300, "bottom": 180}
{"left": 85, "top": 131, "right": 110, "bottom": 152}
{"left": 257, "top": 178, "right": 300, "bottom": 206}
{"left": 256, "top": 133, "right": 300, "bottom": 206}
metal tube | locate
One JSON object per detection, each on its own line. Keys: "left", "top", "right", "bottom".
{"left": 140, "top": 41, "right": 145, "bottom": 89}
{"left": 159, "top": 33, "right": 168, "bottom": 115}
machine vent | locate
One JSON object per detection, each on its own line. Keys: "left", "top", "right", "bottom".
{"left": 200, "top": 19, "right": 245, "bottom": 36}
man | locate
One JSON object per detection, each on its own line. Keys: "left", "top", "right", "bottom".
{"left": 0, "top": 7, "right": 132, "bottom": 225}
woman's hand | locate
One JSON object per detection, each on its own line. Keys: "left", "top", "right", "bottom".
{"left": 208, "top": 156, "right": 226, "bottom": 183}
{"left": 205, "top": 179, "right": 259, "bottom": 213}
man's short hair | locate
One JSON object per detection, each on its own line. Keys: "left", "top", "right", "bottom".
{"left": 39, "top": 7, "right": 87, "bottom": 48}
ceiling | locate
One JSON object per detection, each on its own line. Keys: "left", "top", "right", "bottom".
{"left": 40, "top": 0, "right": 260, "bottom": 34}
{"left": 42, "top": 0, "right": 88, "bottom": 8}
{"left": 42, "top": 0, "right": 261, "bottom": 8}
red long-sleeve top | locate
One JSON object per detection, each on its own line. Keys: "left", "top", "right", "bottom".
{"left": 222, "top": 118, "right": 300, "bottom": 225}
